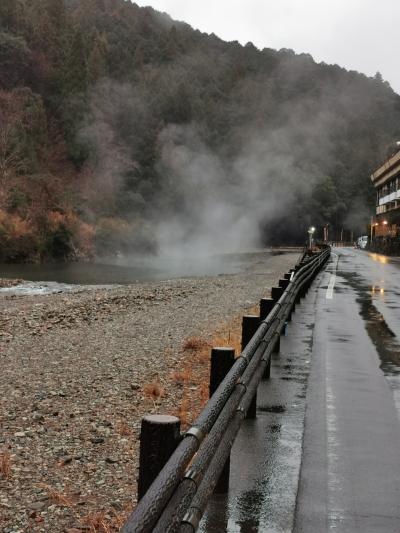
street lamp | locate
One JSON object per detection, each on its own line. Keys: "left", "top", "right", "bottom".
{"left": 308, "top": 226, "right": 316, "bottom": 250}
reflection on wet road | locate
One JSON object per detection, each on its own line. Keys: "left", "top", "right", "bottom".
{"left": 202, "top": 248, "right": 400, "bottom": 533}
{"left": 334, "top": 249, "right": 400, "bottom": 411}
{"left": 295, "top": 248, "right": 400, "bottom": 533}
{"left": 200, "top": 292, "right": 317, "bottom": 532}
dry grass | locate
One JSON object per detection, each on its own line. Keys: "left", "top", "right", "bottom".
{"left": 81, "top": 511, "right": 112, "bottom": 533}
{"left": 142, "top": 381, "right": 165, "bottom": 401}
{"left": 170, "top": 367, "right": 192, "bottom": 385}
{"left": 0, "top": 450, "right": 11, "bottom": 479}
{"left": 199, "top": 380, "right": 209, "bottom": 408}
{"left": 38, "top": 483, "right": 74, "bottom": 508}
{"left": 181, "top": 336, "right": 210, "bottom": 352}
{"left": 143, "top": 381, "right": 166, "bottom": 409}
{"left": 80, "top": 508, "right": 127, "bottom": 533}
{"left": 178, "top": 395, "right": 191, "bottom": 426}
{"left": 36, "top": 484, "right": 126, "bottom": 532}
{"left": 175, "top": 304, "right": 260, "bottom": 428}
{"left": 116, "top": 420, "right": 132, "bottom": 437}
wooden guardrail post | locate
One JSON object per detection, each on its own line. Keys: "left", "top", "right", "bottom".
{"left": 271, "top": 286, "right": 284, "bottom": 301}
{"left": 260, "top": 297, "right": 274, "bottom": 321}
{"left": 138, "top": 415, "right": 181, "bottom": 501}
{"left": 259, "top": 297, "right": 274, "bottom": 378}
{"left": 209, "top": 347, "right": 235, "bottom": 493}
{"left": 279, "top": 278, "right": 290, "bottom": 290}
{"left": 241, "top": 315, "right": 260, "bottom": 419}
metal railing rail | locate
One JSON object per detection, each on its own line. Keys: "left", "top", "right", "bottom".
{"left": 123, "top": 247, "right": 331, "bottom": 533}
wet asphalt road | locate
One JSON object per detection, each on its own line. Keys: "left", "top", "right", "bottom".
{"left": 201, "top": 248, "right": 400, "bottom": 532}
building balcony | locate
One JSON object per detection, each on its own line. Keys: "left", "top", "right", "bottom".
{"left": 378, "top": 190, "right": 400, "bottom": 205}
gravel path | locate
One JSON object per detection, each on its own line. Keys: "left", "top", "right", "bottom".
{"left": 0, "top": 251, "right": 298, "bottom": 532}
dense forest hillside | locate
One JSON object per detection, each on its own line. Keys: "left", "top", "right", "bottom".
{"left": 1, "top": 0, "right": 400, "bottom": 261}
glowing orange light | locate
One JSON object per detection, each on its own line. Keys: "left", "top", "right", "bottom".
{"left": 369, "top": 253, "right": 389, "bottom": 264}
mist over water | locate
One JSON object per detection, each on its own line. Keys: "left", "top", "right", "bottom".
{"left": 80, "top": 80, "right": 322, "bottom": 261}
{"left": 154, "top": 123, "right": 262, "bottom": 258}
{"left": 0, "top": 249, "right": 273, "bottom": 287}
{"left": 77, "top": 46, "right": 390, "bottom": 263}
{"left": 150, "top": 112, "right": 330, "bottom": 258}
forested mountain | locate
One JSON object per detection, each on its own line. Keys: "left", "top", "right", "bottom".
{"left": 1, "top": 0, "right": 400, "bottom": 261}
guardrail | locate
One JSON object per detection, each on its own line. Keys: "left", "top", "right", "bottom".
{"left": 122, "top": 247, "right": 331, "bottom": 533}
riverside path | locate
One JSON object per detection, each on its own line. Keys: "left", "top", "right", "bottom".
{"left": 201, "top": 248, "right": 400, "bottom": 533}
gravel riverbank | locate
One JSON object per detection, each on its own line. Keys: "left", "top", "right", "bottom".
{"left": 0, "top": 251, "right": 298, "bottom": 532}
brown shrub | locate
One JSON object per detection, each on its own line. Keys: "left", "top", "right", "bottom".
{"left": 0, "top": 450, "right": 11, "bottom": 478}
{"left": 182, "top": 336, "right": 210, "bottom": 352}
{"left": 178, "top": 397, "right": 191, "bottom": 427}
{"left": 143, "top": 382, "right": 165, "bottom": 401}
{"left": 81, "top": 511, "right": 111, "bottom": 533}
{"left": 116, "top": 420, "right": 131, "bottom": 436}
{"left": 171, "top": 367, "right": 192, "bottom": 385}
{"left": 38, "top": 483, "right": 74, "bottom": 508}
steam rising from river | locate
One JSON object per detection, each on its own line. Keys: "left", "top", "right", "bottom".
{"left": 79, "top": 59, "right": 375, "bottom": 263}
{"left": 155, "top": 123, "right": 260, "bottom": 258}
{"left": 153, "top": 114, "right": 329, "bottom": 258}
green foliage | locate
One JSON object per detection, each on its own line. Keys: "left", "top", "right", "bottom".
{"left": 308, "top": 176, "right": 338, "bottom": 224}
{"left": 42, "top": 224, "right": 73, "bottom": 261}
{"left": 62, "top": 29, "right": 88, "bottom": 95}
{"left": 87, "top": 33, "right": 108, "bottom": 83}
{"left": 0, "top": 31, "right": 31, "bottom": 89}
{"left": 0, "top": 0, "right": 16, "bottom": 29}
{"left": 6, "top": 186, "right": 30, "bottom": 212}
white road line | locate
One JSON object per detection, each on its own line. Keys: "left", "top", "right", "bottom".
{"left": 326, "top": 252, "right": 339, "bottom": 299}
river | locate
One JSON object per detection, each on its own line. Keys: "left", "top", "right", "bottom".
{"left": 0, "top": 249, "right": 290, "bottom": 288}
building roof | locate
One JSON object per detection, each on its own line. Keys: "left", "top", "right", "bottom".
{"left": 371, "top": 149, "right": 400, "bottom": 187}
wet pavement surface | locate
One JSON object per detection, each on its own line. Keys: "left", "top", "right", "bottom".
{"left": 202, "top": 248, "right": 400, "bottom": 532}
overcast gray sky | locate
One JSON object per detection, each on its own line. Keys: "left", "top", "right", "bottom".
{"left": 135, "top": 0, "right": 400, "bottom": 94}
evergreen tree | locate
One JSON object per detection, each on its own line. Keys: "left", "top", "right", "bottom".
{"left": 62, "top": 29, "right": 88, "bottom": 95}
{"left": 88, "top": 32, "right": 108, "bottom": 83}
{"left": 0, "top": 0, "right": 399, "bottom": 260}
{"left": 0, "top": 0, "right": 17, "bottom": 30}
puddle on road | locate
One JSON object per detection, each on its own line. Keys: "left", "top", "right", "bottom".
{"left": 270, "top": 424, "right": 281, "bottom": 433}
{"left": 234, "top": 489, "right": 264, "bottom": 532}
{"left": 258, "top": 405, "right": 286, "bottom": 413}
{"left": 338, "top": 271, "right": 400, "bottom": 415}
{"left": 340, "top": 271, "right": 400, "bottom": 367}
{"left": 201, "top": 314, "right": 313, "bottom": 533}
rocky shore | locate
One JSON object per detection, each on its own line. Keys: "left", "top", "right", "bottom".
{"left": 0, "top": 251, "right": 298, "bottom": 532}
